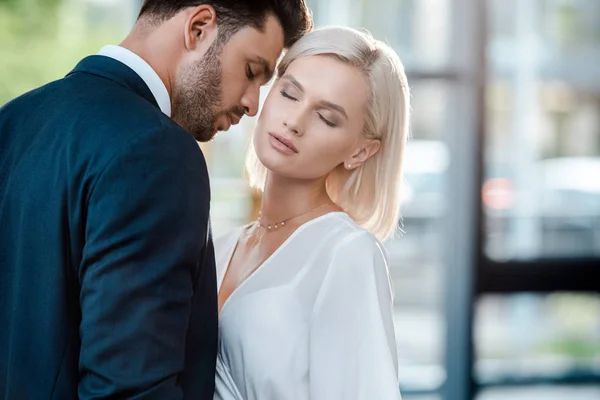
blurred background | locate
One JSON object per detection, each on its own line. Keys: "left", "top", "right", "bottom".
{"left": 1, "top": 0, "right": 599, "bottom": 399}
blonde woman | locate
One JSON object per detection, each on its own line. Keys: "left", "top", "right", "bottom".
{"left": 214, "top": 26, "right": 410, "bottom": 400}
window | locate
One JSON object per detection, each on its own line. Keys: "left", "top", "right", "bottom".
{"left": 476, "top": 1, "right": 600, "bottom": 398}
{"left": 475, "top": 293, "right": 600, "bottom": 384}
{"left": 484, "top": 0, "right": 600, "bottom": 261}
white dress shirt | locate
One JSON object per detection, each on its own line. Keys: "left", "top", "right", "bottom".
{"left": 97, "top": 45, "right": 171, "bottom": 117}
{"left": 213, "top": 212, "right": 402, "bottom": 400}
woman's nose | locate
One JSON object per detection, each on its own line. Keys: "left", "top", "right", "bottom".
{"left": 283, "top": 107, "right": 305, "bottom": 137}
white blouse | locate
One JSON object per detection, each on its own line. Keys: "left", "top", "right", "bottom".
{"left": 214, "top": 212, "right": 402, "bottom": 400}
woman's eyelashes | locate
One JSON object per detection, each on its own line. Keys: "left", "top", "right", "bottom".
{"left": 280, "top": 89, "right": 338, "bottom": 128}
{"left": 318, "top": 114, "right": 336, "bottom": 127}
{"left": 280, "top": 89, "right": 298, "bottom": 101}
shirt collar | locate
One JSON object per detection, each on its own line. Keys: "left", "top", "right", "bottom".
{"left": 97, "top": 45, "right": 171, "bottom": 117}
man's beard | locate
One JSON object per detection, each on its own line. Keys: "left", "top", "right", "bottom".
{"left": 172, "top": 40, "right": 223, "bottom": 142}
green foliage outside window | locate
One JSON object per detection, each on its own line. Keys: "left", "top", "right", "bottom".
{"left": 0, "top": 0, "right": 124, "bottom": 105}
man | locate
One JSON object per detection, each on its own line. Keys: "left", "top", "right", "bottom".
{"left": 0, "top": 1, "right": 312, "bottom": 399}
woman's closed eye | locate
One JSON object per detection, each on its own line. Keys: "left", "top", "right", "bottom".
{"left": 280, "top": 90, "right": 338, "bottom": 128}
{"left": 318, "top": 113, "right": 336, "bottom": 127}
{"left": 280, "top": 89, "right": 298, "bottom": 101}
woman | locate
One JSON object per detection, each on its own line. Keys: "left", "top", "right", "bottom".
{"left": 214, "top": 26, "right": 410, "bottom": 400}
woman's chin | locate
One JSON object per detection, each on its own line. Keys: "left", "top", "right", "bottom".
{"left": 258, "top": 156, "right": 291, "bottom": 177}
{"left": 256, "top": 148, "right": 288, "bottom": 169}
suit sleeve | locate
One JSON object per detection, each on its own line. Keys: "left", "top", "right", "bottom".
{"left": 77, "top": 128, "right": 212, "bottom": 399}
{"left": 309, "top": 232, "right": 402, "bottom": 400}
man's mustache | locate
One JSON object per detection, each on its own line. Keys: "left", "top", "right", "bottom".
{"left": 227, "top": 106, "right": 246, "bottom": 119}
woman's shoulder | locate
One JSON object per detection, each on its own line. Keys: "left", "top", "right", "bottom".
{"left": 325, "top": 213, "right": 388, "bottom": 259}
{"left": 312, "top": 214, "right": 396, "bottom": 310}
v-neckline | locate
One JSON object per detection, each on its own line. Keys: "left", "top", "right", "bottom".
{"left": 218, "top": 212, "right": 346, "bottom": 318}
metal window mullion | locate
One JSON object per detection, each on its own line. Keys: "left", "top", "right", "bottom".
{"left": 441, "top": 0, "right": 487, "bottom": 399}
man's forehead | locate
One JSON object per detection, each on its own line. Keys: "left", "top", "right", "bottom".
{"left": 239, "top": 15, "right": 284, "bottom": 60}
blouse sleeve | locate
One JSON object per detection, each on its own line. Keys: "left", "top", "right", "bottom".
{"left": 309, "top": 231, "right": 402, "bottom": 399}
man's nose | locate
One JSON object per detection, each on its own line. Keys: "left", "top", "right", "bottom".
{"left": 240, "top": 86, "right": 260, "bottom": 117}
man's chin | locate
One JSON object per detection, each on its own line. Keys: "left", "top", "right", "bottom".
{"left": 177, "top": 121, "right": 216, "bottom": 142}
{"left": 193, "top": 130, "right": 218, "bottom": 143}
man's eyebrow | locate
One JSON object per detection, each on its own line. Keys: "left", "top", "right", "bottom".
{"left": 252, "top": 56, "right": 274, "bottom": 81}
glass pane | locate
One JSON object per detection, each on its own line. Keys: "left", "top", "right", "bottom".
{"left": 204, "top": 120, "right": 254, "bottom": 238}
{"left": 357, "top": 0, "right": 452, "bottom": 69}
{"left": 477, "top": 386, "right": 600, "bottom": 400}
{"left": 403, "top": 395, "right": 441, "bottom": 400}
{"left": 307, "top": 0, "right": 452, "bottom": 69}
{"left": 485, "top": 0, "right": 600, "bottom": 260}
{"left": 0, "top": 0, "right": 135, "bottom": 105}
{"left": 474, "top": 293, "right": 600, "bottom": 384}
{"left": 386, "top": 81, "right": 451, "bottom": 392}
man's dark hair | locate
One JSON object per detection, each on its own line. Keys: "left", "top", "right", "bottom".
{"left": 138, "top": 0, "right": 313, "bottom": 48}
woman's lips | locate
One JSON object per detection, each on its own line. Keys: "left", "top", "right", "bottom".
{"left": 269, "top": 132, "right": 299, "bottom": 155}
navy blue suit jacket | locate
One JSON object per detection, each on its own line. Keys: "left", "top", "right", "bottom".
{"left": 0, "top": 55, "right": 218, "bottom": 399}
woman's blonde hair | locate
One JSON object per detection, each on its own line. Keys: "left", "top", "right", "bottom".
{"left": 245, "top": 26, "right": 410, "bottom": 241}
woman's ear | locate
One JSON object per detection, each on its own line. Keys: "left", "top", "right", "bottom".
{"left": 184, "top": 5, "right": 217, "bottom": 51}
{"left": 344, "top": 139, "right": 381, "bottom": 170}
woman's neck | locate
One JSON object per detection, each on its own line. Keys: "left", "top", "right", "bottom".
{"left": 259, "top": 173, "right": 335, "bottom": 224}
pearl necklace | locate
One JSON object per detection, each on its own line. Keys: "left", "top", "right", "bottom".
{"left": 257, "top": 203, "right": 330, "bottom": 232}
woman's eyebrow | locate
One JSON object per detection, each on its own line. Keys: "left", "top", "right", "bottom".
{"left": 283, "top": 75, "right": 348, "bottom": 120}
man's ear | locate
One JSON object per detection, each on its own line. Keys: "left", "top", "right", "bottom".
{"left": 184, "top": 5, "right": 217, "bottom": 51}
{"left": 344, "top": 139, "right": 381, "bottom": 170}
